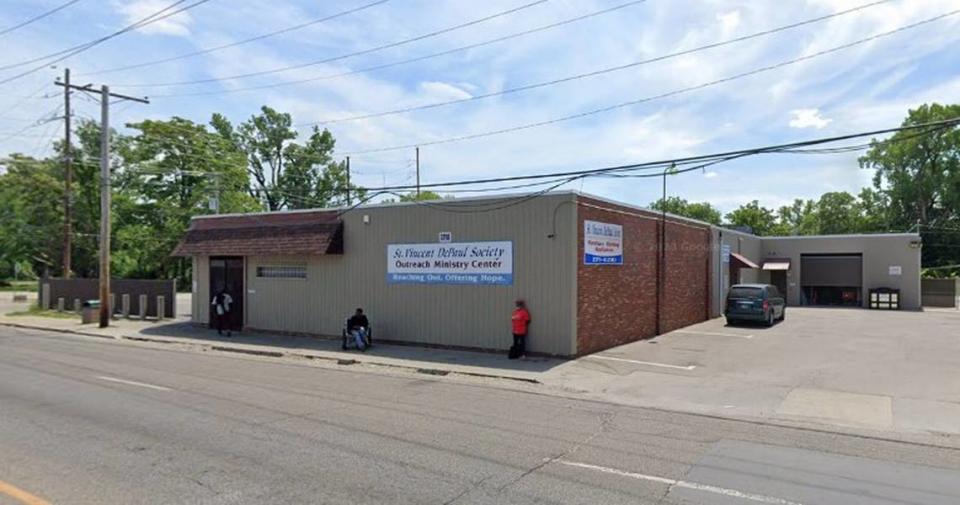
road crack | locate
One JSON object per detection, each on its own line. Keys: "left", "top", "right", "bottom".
{"left": 498, "top": 409, "right": 616, "bottom": 493}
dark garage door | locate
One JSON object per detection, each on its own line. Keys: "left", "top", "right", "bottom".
{"left": 801, "top": 254, "right": 863, "bottom": 306}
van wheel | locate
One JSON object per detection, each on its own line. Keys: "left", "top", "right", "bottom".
{"left": 726, "top": 317, "right": 737, "bottom": 326}
{"left": 779, "top": 309, "right": 786, "bottom": 321}
{"left": 766, "top": 311, "right": 775, "bottom": 327}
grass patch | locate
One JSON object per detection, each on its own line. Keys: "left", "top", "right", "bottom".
{"left": 0, "top": 280, "right": 35, "bottom": 292}
{"left": 6, "top": 305, "right": 78, "bottom": 319}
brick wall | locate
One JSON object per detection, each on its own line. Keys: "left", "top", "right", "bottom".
{"left": 576, "top": 197, "right": 711, "bottom": 355}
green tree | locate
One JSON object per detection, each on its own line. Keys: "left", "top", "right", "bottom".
{"left": 396, "top": 191, "right": 443, "bottom": 202}
{"left": 211, "top": 106, "right": 362, "bottom": 210}
{"left": 860, "top": 103, "right": 960, "bottom": 227}
{"left": 860, "top": 103, "right": 960, "bottom": 272}
{"left": 774, "top": 199, "right": 818, "bottom": 236}
{"left": 115, "top": 117, "right": 260, "bottom": 283}
{"left": 725, "top": 200, "right": 778, "bottom": 235}
{"left": 0, "top": 155, "right": 63, "bottom": 277}
{"left": 649, "top": 196, "right": 721, "bottom": 225}
{"left": 815, "top": 191, "right": 861, "bottom": 235}
{"left": 856, "top": 187, "right": 892, "bottom": 233}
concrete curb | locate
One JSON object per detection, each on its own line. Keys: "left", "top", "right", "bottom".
{"left": 0, "top": 321, "right": 541, "bottom": 385}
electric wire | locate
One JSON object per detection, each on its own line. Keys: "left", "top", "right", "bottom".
{"left": 146, "top": 0, "right": 649, "bottom": 98}
{"left": 348, "top": 117, "right": 960, "bottom": 192}
{"left": 112, "top": 0, "right": 550, "bottom": 88}
{"left": 0, "top": 0, "right": 212, "bottom": 86}
{"left": 0, "top": 0, "right": 82, "bottom": 38}
{"left": 339, "top": 9, "right": 960, "bottom": 155}
{"left": 80, "top": 0, "right": 391, "bottom": 77}
{"left": 300, "top": 0, "right": 891, "bottom": 126}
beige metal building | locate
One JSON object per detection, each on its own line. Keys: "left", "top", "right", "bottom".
{"left": 178, "top": 193, "right": 581, "bottom": 355}
{"left": 175, "top": 191, "right": 923, "bottom": 356}
{"left": 712, "top": 229, "right": 922, "bottom": 312}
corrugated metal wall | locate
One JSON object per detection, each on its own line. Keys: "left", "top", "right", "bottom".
{"left": 762, "top": 234, "right": 921, "bottom": 309}
{"left": 192, "top": 255, "right": 210, "bottom": 324}
{"left": 710, "top": 229, "right": 764, "bottom": 316}
{"left": 239, "top": 193, "right": 579, "bottom": 355}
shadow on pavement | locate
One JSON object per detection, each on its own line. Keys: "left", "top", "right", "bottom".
{"left": 139, "top": 321, "right": 567, "bottom": 374}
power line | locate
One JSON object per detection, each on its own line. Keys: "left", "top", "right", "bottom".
{"left": 347, "top": 118, "right": 960, "bottom": 192}
{"left": 339, "top": 9, "right": 960, "bottom": 155}
{"left": 80, "top": 0, "right": 391, "bottom": 77}
{"left": 112, "top": 0, "right": 550, "bottom": 88}
{"left": 147, "top": 0, "right": 649, "bottom": 98}
{"left": 0, "top": 0, "right": 211, "bottom": 86}
{"left": 0, "top": 0, "right": 82, "bottom": 38}
{"left": 0, "top": 102, "right": 64, "bottom": 144}
{"left": 301, "top": 0, "right": 890, "bottom": 126}
{"left": 0, "top": 81, "right": 52, "bottom": 121}
{"left": 0, "top": 0, "right": 189, "bottom": 72}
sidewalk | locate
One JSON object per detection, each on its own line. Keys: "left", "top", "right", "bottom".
{"left": 0, "top": 312, "right": 562, "bottom": 383}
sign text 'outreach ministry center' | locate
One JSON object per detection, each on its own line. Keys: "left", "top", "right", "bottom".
{"left": 387, "top": 241, "right": 513, "bottom": 285}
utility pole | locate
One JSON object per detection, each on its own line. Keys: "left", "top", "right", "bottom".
{"left": 54, "top": 80, "right": 148, "bottom": 328}
{"left": 61, "top": 68, "right": 72, "bottom": 279}
{"left": 415, "top": 147, "right": 420, "bottom": 198}
{"left": 345, "top": 156, "right": 351, "bottom": 205}
{"left": 98, "top": 86, "right": 111, "bottom": 327}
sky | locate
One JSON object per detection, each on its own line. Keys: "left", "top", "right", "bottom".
{"left": 1, "top": 0, "right": 958, "bottom": 214}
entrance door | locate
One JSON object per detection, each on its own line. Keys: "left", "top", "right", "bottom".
{"left": 209, "top": 257, "right": 244, "bottom": 330}
{"left": 800, "top": 254, "right": 862, "bottom": 306}
{"left": 770, "top": 270, "right": 787, "bottom": 302}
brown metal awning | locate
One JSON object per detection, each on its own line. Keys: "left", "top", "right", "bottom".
{"left": 762, "top": 259, "right": 791, "bottom": 271}
{"left": 172, "top": 210, "right": 343, "bottom": 257}
{"left": 729, "top": 252, "right": 759, "bottom": 269}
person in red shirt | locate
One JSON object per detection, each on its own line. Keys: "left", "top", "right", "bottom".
{"left": 510, "top": 299, "right": 531, "bottom": 359}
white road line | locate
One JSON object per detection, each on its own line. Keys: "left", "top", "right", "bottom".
{"left": 672, "top": 329, "right": 754, "bottom": 339}
{"left": 556, "top": 460, "right": 804, "bottom": 505}
{"left": 95, "top": 375, "right": 172, "bottom": 392}
{"left": 586, "top": 355, "right": 696, "bottom": 370}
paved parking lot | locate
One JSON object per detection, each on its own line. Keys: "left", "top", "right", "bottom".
{"left": 547, "top": 307, "right": 960, "bottom": 437}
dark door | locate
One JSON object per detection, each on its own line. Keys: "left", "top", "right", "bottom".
{"left": 210, "top": 257, "right": 244, "bottom": 330}
{"left": 800, "top": 254, "right": 863, "bottom": 306}
{"left": 770, "top": 270, "right": 787, "bottom": 303}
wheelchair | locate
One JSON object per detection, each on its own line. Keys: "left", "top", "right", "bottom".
{"left": 341, "top": 318, "right": 373, "bottom": 350}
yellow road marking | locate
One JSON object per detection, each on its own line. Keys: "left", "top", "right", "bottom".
{"left": 0, "top": 479, "right": 52, "bottom": 505}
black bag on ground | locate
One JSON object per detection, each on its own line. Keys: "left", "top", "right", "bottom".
{"left": 508, "top": 344, "right": 521, "bottom": 360}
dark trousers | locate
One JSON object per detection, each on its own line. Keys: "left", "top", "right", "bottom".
{"left": 216, "top": 312, "right": 231, "bottom": 335}
{"left": 512, "top": 333, "right": 526, "bottom": 355}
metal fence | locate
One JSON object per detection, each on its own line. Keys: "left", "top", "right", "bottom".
{"left": 921, "top": 278, "right": 959, "bottom": 308}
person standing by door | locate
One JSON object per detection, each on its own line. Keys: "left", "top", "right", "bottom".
{"left": 509, "top": 299, "right": 531, "bottom": 360}
{"left": 211, "top": 287, "right": 233, "bottom": 337}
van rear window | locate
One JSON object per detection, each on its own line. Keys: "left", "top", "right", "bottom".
{"left": 729, "top": 287, "right": 763, "bottom": 298}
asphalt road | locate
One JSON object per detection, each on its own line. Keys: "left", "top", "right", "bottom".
{"left": 2, "top": 326, "right": 960, "bottom": 505}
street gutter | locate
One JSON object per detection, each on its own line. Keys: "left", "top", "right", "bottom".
{"left": 0, "top": 321, "right": 542, "bottom": 385}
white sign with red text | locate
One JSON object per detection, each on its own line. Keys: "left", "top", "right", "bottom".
{"left": 584, "top": 220, "right": 623, "bottom": 265}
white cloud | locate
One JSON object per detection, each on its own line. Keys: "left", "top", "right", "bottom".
{"left": 418, "top": 81, "right": 473, "bottom": 102}
{"left": 5, "top": 0, "right": 959, "bottom": 212}
{"left": 717, "top": 11, "right": 741, "bottom": 35}
{"left": 117, "top": 0, "right": 194, "bottom": 36}
{"left": 789, "top": 108, "right": 832, "bottom": 129}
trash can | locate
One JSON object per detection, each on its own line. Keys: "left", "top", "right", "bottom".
{"left": 81, "top": 300, "right": 100, "bottom": 324}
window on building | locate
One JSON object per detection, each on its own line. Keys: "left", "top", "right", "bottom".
{"left": 256, "top": 265, "right": 307, "bottom": 280}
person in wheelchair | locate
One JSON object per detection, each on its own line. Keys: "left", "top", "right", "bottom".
{"left": 346, "top": 308, "right": 370, "bottom": 351}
